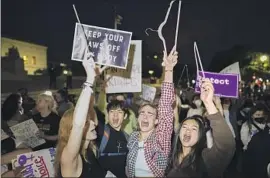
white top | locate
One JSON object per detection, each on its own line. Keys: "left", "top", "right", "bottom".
{"left": 135, "top": 141, "right": 154, "bottom": 177}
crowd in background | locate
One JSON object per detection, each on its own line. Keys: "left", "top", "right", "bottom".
{"left": 1, "top": 48, "right": 270, "bottom": 178}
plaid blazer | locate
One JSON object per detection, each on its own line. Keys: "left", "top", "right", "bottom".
{"left": 126, "top": 82, "right": 175, "bottom": 177}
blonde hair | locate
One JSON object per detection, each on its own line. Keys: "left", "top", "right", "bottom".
{"left": 54, "top": 95, "right": 97, "bottom": 176}
{"left": 37, "top": 93, "right": 57, "bottom": 114}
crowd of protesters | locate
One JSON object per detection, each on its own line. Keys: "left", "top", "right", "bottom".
{"left": 1, "top": 47, "right": 270, "bottom": 178}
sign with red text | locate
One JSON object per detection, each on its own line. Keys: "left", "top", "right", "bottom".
{"left": 195, "top": 71, "right": 239, "bottom": 98}
{"left": 105, "top": 40, "right": 142, "bottom": 93}
{"left": 15, "top": 148, "right": 56, "bottom": 178}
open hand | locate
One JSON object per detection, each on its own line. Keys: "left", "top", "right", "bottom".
{"left": 162, "top": 46, "right": 178, "bottom": 71}
{"left": 82, "top": 48, "right": 107, "bottom": 84}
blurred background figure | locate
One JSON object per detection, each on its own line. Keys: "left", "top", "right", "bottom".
{"left": 17, "top": 88, "right": 35, "bottom": 116}
{"left": 54, "top": 88, "right": 74, "bottom": 117}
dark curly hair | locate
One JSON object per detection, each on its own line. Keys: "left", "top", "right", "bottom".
{"left": 106, "top": 99, "right": 129, "bottom": 116}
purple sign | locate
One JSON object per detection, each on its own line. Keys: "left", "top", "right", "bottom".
{"left": 195, "top": 71, "right": 239, "bottom": 98}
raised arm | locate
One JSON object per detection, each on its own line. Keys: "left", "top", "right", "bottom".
{"left": 61, "top": 49, "right": 106, "bottom": 173}
{"left": 213, "top": 96, "right": 224, "bottom": 117}
{"left": 200, "top": 80, "right": 235, "bottom": 177}
{"left": 156, "top": 47, "right": 178, "bottom": 156}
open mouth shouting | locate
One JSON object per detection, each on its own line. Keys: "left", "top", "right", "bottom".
{"left": 112, "top": 118, "right": 119, "bottom": 125}
{"left": 141, "top": 121, "right": 149, "bottom": 128}
{"left": 183, "top": 134, "right": 191, "bottom": 142}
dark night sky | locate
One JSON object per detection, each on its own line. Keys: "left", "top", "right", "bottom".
{"left": 2, "top": 0, "right": 270, "bottom": 70}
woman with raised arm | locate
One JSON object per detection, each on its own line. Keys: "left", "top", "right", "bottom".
{"left": 166, "top": 79, "right": 235, "bottom": 178}
{"left": 54, "top": 49, "right": 106, "bottom": 178}
{"left": 126, "top": 47, "right": 178, "bottom": 178}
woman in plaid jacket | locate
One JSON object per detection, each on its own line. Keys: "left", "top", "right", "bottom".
{"left": 126, "top": 47, "right": 178, "bottom": 177}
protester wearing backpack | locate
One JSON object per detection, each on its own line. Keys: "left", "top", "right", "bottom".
{"left": 126, "top": 47, "right": 177, "bottom": 177}
{"left": 96, "top": 99, "right": 129, "bottom": 178}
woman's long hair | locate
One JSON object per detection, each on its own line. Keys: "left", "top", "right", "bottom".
{"left": 54, "top": 95, "right": 97, "bottom": 176}
{"left": 166, "top": 115, "right": 207, "bottom": 175}
{"left": 2, "top": 93, "right": 21, "bottom": 121}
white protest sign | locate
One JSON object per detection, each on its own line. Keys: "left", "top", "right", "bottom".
{"left": 71, "top": 23, "right": 132, "bottom": 69}
{"left": 1, "top": 129, "right": 9, "bottom": 141}
{"left": 14, "top": 147, "right": 56, "bottom": 178}
{"left": 141, "top": 84, "right": 157, "bottom": 102}
{"left": 220, "top": 62, "right": 241, "bottom": 81}
{"left": 10, "top": 119, "right": 45, "bottom": 148}
{"left": 105, "top": 40, "right": 142, "bottom": 93}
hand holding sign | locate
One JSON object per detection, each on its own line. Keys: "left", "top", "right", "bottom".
{"left": 200, "top": 79, "right": 215, "bottom": 106}
{"left": 82, "top": 48, "right": 107, "bottom": 84}
{"left": 213, "top": 95, "right": 221, "bottom": 106}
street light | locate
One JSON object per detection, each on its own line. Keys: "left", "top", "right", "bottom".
{"left": 260, "top": 55, "right": 268, "bottom": 62}
{"left": 154, "top": 55, "right": 158, "bottom": 59}
{"left": 148, "top": 70, "right": 154, "bottom": 75}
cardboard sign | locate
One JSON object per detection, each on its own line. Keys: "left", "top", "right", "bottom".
{"left": 10, "top": 119, "right": 45, "bottom": 148}
{"left": 1, "top": 129, "right": 9, "bottom": 141}
{"left": 105, "top": 40, "right": 142, "bottom": 93}
{"left": 14, "top": 148, "right": 56, "bottom": 178}
{"left": 220, "top": 62, "right": 241, "bottom": 81}
{"left": 71, "top": 23, "right": 132, "bottom": 69}
{"left": 195, "top": 71, "right": 239, "bottom": 98}
{"left": 141, "top": 84, "right": 156, "bottom": 102}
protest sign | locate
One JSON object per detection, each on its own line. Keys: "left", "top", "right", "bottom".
{"left": 195, "top": 71, "right": 239, "bottom": 98}
{"left": 10, "top": 119, "right": 45, "bottom": 148}
{"left": 14, "top": 147, "right": 56, "bottom": 177}
{"left": 1, "top": 129, "right": 9, "bottom": 141}
{"left": 141, "top": 84, "right": 156, "bottom": 102}
{"left": 105, "top": 40, "right": 142, "bottom": 93}
{"left": 71, "top": 23, "right": 132, "bottom": 69}
{"left": 220, "top": 62, "right": 241, "bottom": 81}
